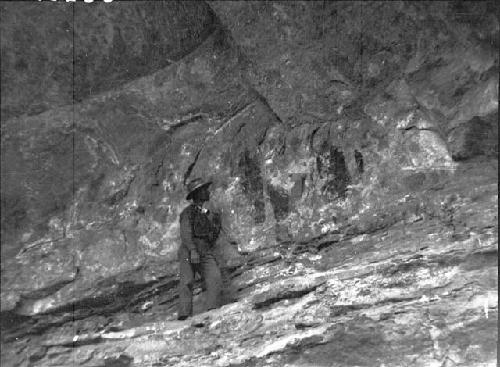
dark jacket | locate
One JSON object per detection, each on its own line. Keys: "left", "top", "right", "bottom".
{"left": 179, "top": 204, "right": 221, "bottom": 256}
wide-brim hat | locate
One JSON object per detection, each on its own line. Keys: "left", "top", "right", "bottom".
{"left": 185, "top": 177, "right": 212, "bottom": 200}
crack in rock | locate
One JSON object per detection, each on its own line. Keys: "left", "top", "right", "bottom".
{"left": 252, "top": 276, "right": 326, "bottom": 309}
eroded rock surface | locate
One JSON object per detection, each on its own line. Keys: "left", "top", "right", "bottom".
{"left": 0, "top": 1, "right": 216, "bottom": 120}
{"left": 0, "top": 1, "right": 498, "bottom": 366}
{"left": 1, "top": 161, "right": 497, "bottom": 367}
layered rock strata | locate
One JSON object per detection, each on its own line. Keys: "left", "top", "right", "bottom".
{"left": 0, "top": 1, "right": 498, "bottom": 366}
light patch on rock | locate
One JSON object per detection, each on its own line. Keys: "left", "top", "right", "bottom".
{"left": 101, "top": 140, "right": 120, "bottom": 166}
{"left": 255, "top": 325, "right": 329, "bottom": 358}
{"left": 396, "top": 111, "right": 415, "bottom": 129}
{"left": 21, "top": 231, "right": 33, "bottom": 242}
{"left": 119, "top": 200, "right": 138, "bottom": 218}
{"left": 470, "top": 292, "right": 498, "bottom": 319}
{"left": 405, "top": 130, "right": 456, "bottom": 171}
{"left": 83, "top": 135, "right": 100, "bottom": 169}
{"left": 139, "top": 235, "right": 158, "bottom": 255}
{"left": 191, "top": 57, "right": 213, "bottom": 84}
{"left": 29, "top": 297, "right": 57, "bottom": 316}
{"left": 450, "top": 76, "right": 499, "bottom": 129}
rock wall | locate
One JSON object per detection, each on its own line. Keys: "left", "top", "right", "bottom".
{"left": 0, "top": 1, "right": 216, "bottom": 120}
{"left": 207, "top": 0, "right": 498, "bottom": 242}
{"left": 0, "top": 2, "right": 498, "bottom": 366}
{"left": 1, "top": 0, "right": 497, "bottom": 316}
{"left": 1, "top": 27, "right": 256, "bottom": 314}
{"left": 2, "top": 161, "right": 498, "bottom": 366}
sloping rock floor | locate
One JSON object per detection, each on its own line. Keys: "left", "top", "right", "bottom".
{"left": 1, "top": 160, "right": 497, "bottom": 367}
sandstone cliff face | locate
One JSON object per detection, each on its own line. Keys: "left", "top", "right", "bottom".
{"left": 0, "top": 1, "right": 498, "bottom": 366}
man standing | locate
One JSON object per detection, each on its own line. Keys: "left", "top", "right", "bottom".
{"left": 177, "top": 177, "right": 223, "bottom": 320}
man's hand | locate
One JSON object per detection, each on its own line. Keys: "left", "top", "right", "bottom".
{"left": 190, "top": 249, "right": 200, "bottom": 264}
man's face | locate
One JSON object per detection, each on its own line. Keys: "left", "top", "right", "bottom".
{"left": 198, "top": 186, "right": 210, "bottom": 203}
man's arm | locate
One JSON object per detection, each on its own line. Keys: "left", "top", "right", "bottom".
{"left": 180, "top": 208, "right": 197, "bottom": 252}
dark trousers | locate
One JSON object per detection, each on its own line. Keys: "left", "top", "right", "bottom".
{"left": 177, "top": 246, "right": 222, "bottom": 318}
